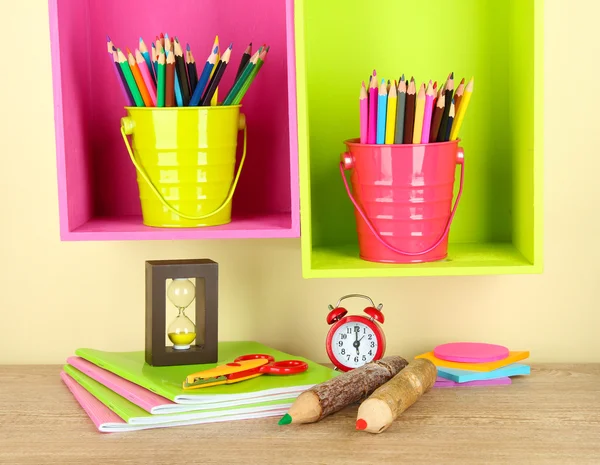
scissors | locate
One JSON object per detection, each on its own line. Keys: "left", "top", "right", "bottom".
{"left": 182, "top": 353, "right": 308, "bottom": 390}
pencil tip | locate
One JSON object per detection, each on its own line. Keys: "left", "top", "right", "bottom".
{"left": 450, "top": 72, "right": 454, "bottom": 78}
{"left": 186, "top": 43, "right": 190, "bottom": 51}
{"left": 164, "top": 33, "right": 169, "bottom": 38}
{"left": 410, "top": 76, "right": 414, "bottom": 82}
{"left": 401, "top": 73, "right": 405, "bottom": 81}
{"left": 356, "top": 419, "right": 367, "bottom": 430}
{"left": 106, "top": 35, "right": 111, "bottom": 41}
{"left": 229, "top": 42, "right": 233, "bottom": 49}
{"left": 278, "top": 414, "right": 292, "bottom": 425}
{"left": 213, "top": 45, "right": 218, "bottom": 53}
{"left": 373, "top": 69, "right": 377, "bottom": 76}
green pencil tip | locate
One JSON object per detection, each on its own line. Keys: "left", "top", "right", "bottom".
{"left": 278, "top": 414, "right": 292, "bottom": 425}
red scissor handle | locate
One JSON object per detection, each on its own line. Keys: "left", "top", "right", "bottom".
{"left": 235, "top": 354, "right": 275, "bottom": 363}
{"left": 259, "top": 360, "right": 308, "bottom": 375}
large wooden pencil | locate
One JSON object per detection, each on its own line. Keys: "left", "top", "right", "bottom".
{"left": 356, "top": 359, "right": 437, "bottom": 434}
{"left": 235, "top": 42, "right": 252, "bottom": 81}
{"left": 394, "top": 75, "right": 406, "bottom": 144}
{"left": 450, "top": 77, "right": 473, "bottom": 140}
{"left": 412, "top": 82, "right": 426, "bottom": 144}
{"left": 384, "top": 80, "right": 397, "bottom": 144}
{"left": 116, "top": 49, "right": 144, "bottom": 106}
{"left": 173, "top": 38, "right": 191, "bottom": 105}
{"left": 402, "top": 77, "right": 416, "bottom": 144}
{"left": 437, "top": 72, "right": 454, "bottom": 142}
{"left": 278, "top": 356, "right": 408, "bottom": 425}
{"left": 186, "top": 44, "right": 198, "bottom": 95}
{"left": 201, "top": 43, "right": 233, "bottom": 105}
{"left": 165, "top": 51, "right": 176, "bottom": 107}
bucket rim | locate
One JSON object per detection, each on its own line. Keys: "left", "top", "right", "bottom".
{"left": 343, "top": 137, "right": 461, "bottom": 147}
{"left": 124, "top": 105, "right": 242, "bottom": 111}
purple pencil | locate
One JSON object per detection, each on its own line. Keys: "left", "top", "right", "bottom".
{"left": 421, "top": 80, "right": 435, "bottom": 143}
{"left": 367, "top": 70, "right": 378, "bottom": 144}
{"left": 107, "top": 36, "right": 134, "bottom": 105}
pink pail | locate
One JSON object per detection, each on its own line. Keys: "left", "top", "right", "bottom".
{"left": 340, "top": 139, "right": 465, "bottom": 263}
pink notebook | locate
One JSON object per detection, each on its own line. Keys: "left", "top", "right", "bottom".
{"left": 67, "top": 356, "right": 301, "bottom": 414}
{"left": 61, "top": 371, "right": 288, "bottom": 433}
{"left": 434, "top": 376, "right": 512, "bottom": 388}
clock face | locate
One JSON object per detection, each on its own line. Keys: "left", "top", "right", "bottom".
{"left": 331, "top": 320, "right": 379, "bottom": 369}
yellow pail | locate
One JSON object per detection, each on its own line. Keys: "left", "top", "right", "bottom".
{"left": 120, "top": 106, "right": 246, "bottom": 228}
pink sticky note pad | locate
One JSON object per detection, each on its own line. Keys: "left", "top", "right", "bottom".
{"left": 433, "top": 342, "right": 509, "bottom": 363}
{"left": 434, "top": 377, "right": 512, "bottom": 388}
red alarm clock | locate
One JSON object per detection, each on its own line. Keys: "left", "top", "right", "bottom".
{"left": 325, "top": 294, "right": 386, "bottom": 372}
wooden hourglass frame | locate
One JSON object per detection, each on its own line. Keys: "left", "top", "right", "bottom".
{"left": 145, "top": 259, "right": 218, "bottom": 367}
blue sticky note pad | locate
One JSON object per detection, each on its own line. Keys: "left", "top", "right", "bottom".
{"left": 436, "top": 363, "right": 530, "bottom": 383}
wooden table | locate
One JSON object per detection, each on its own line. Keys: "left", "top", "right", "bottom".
{"left": 1, "top": 364, "right": 600, "bottom": 464}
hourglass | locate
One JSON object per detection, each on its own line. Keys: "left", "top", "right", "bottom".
{"left": 145, "top": 259, "right": 219, "bottom": 367}
{"left": 167, "top": 278, "right": 196, "bottom": 350}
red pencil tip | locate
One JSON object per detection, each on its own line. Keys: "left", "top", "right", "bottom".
{"left": 356, "top": 419, "right": 367, "bottom": 430}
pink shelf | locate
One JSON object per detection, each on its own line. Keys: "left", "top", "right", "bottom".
{"left": 48, "top": 0, "right": 299, "bottom": 241}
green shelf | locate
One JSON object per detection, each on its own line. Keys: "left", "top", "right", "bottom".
{"left": 295, "top": 0, "right": 543, "bottom": 278}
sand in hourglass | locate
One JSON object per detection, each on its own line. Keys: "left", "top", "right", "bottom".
{"left": 168, "top": 331, "right": 196, "bottom": 346}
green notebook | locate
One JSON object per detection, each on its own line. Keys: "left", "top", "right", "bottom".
{"left": 64, "top": 365, "right": 293, "bottom": 427}
{"left": 75, "top": 341, "right": 338, "bottom": 404}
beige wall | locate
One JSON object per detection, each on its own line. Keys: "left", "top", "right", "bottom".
{"left": 1, "top": 0, "right": 598, "bottom": 365}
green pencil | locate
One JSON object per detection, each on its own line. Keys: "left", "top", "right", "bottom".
{"left": 394, "top": 74, "right": 406, "bottom": 144}
{"left": 116, "top": 49, "right": 144, "bottom": 106}
{"left": 231, "top": 47, "right": 268, "bottom": 105}
{"left": 156, "top": 51, "right": 166, "bottom": 107}
{"left": 222, "top": 49, "right": 259, "bottom": 105}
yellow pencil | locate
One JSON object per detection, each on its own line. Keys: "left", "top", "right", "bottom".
{"left": 412, "top": 82, "right": 426, "bottom": 144}
{"left": 209, "top": 35, "right": 219, "bottom": 105}
{"left": 450, "top": 77, "right": 473, "bottom": 140}
{"left": 385, "top": 80, "right": 397, "bottom": 144}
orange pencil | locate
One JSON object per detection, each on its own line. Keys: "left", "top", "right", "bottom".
{"left": 136, "top": 49, "right": 157, "bottom": 106}
{"left": 127, "top": 49, "right": 153, "bottom": 106}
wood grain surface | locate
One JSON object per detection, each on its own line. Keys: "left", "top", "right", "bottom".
{"left": 1, "top": 364, "right": 599, "bottom": 464}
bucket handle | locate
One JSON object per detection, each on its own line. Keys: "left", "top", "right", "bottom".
{"left": 119, "top": 115, "right": 247, "bottom": 221}
{"left": 339, "top": 147, "right": 465, "bottom": 257}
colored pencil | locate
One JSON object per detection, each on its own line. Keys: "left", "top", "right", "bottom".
{"left": 201, "top": 43, "right": 233, "bottom": 105}
{"left": 156, "top": 51, "right": 166, "bottom": 107}
{"left": 453, "top": 77, "right": 465, "bottom": 115}
{"left": 235, "top": 42, "right": 252, "bottom": 81}
{"left": 412, "top": 82, "right": 426, "bottom": 144}
{"left": 186, "top": 44, "right": 198, "bottom": 95}
{"left": 384, "top": 80, "right": 397, "bottom": 144}
{"left": 173, "top": 38, "right": 190, "bottom": 105}
{"left": 107, "top": 37, "right": 134, "bottom": 106}
{"left": 445, "top": 98, "right": 456, "bottom": 141}
{"left": 367, "top": 70, "right": 378, "bottom": 144}
{"left": 222, "top": 49, "right": 258, "bottom": 105}
{"left": 128, "top": 49, "right": 153, "bottom": 107}
{"left": 437, "top": 72, "right": 454, "bottom": 142}
{"left": 394, "top": 75, "right": 406, "bottom": 144}
{"left": 209, "top": 35, "right": 220, "bottom": 106}
{"left": 151, "top": 42, "right": 158, "bottom": 76}
{"left": 160, "top": 32, "right": 165, "bottom": 49}
{"left": 376, "top": 79, "right": 388, "bottom": 144}
{"left": 155, "top": 39, "right": 164, "bottom": 58}
{"left": 136, "top": 49, "right": 157, "bottom": 106}
{"left": 450, "top": 77, "right": 473, "bottom": 140}
{"left": 421, "top": 80, "right": 435, "bottom": 143}
{"left": 359, "top": 81, "right": 368, "bottom": 144}
{"left": 165, "top": 50, "right": 176, "bottom": 107}
{"left": 189, "top": 45, "right": 218, "bottom": 106}
{"left": 174, "top": 68, "right": 184, "bottom": 106}
{"left": 429, "top": 90, "right": 445, "bottom": 142}
{"left": 164, "top": 34, "right": 172, "bottom": 59}
{"left": 116, "top": 49, "right": 144, "bottom": 106}
{"left": 231, "top": 46, "right": 268, "bottom": 105}
{"left": 403, "top": 77, "right": 416, "bottom": 144}
{"left": 139, "top": 37, "right": 155, "bottom": 84}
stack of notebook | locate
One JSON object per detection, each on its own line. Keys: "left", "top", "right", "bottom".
{"left": 415, "top": 343, "right": 530, "bottom": 388}
{"left": 61, "top": 341, "right": 338, "bottom": 433}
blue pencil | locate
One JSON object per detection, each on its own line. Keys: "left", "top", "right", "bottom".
{"left": 139, "top": 37, "right": 155, "bottom": 84}
{"left": 189, "top": 46, "right": 219, "bottom": 106}
{"left": 376, "top": 79, "right": 388, "bottom": 144}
